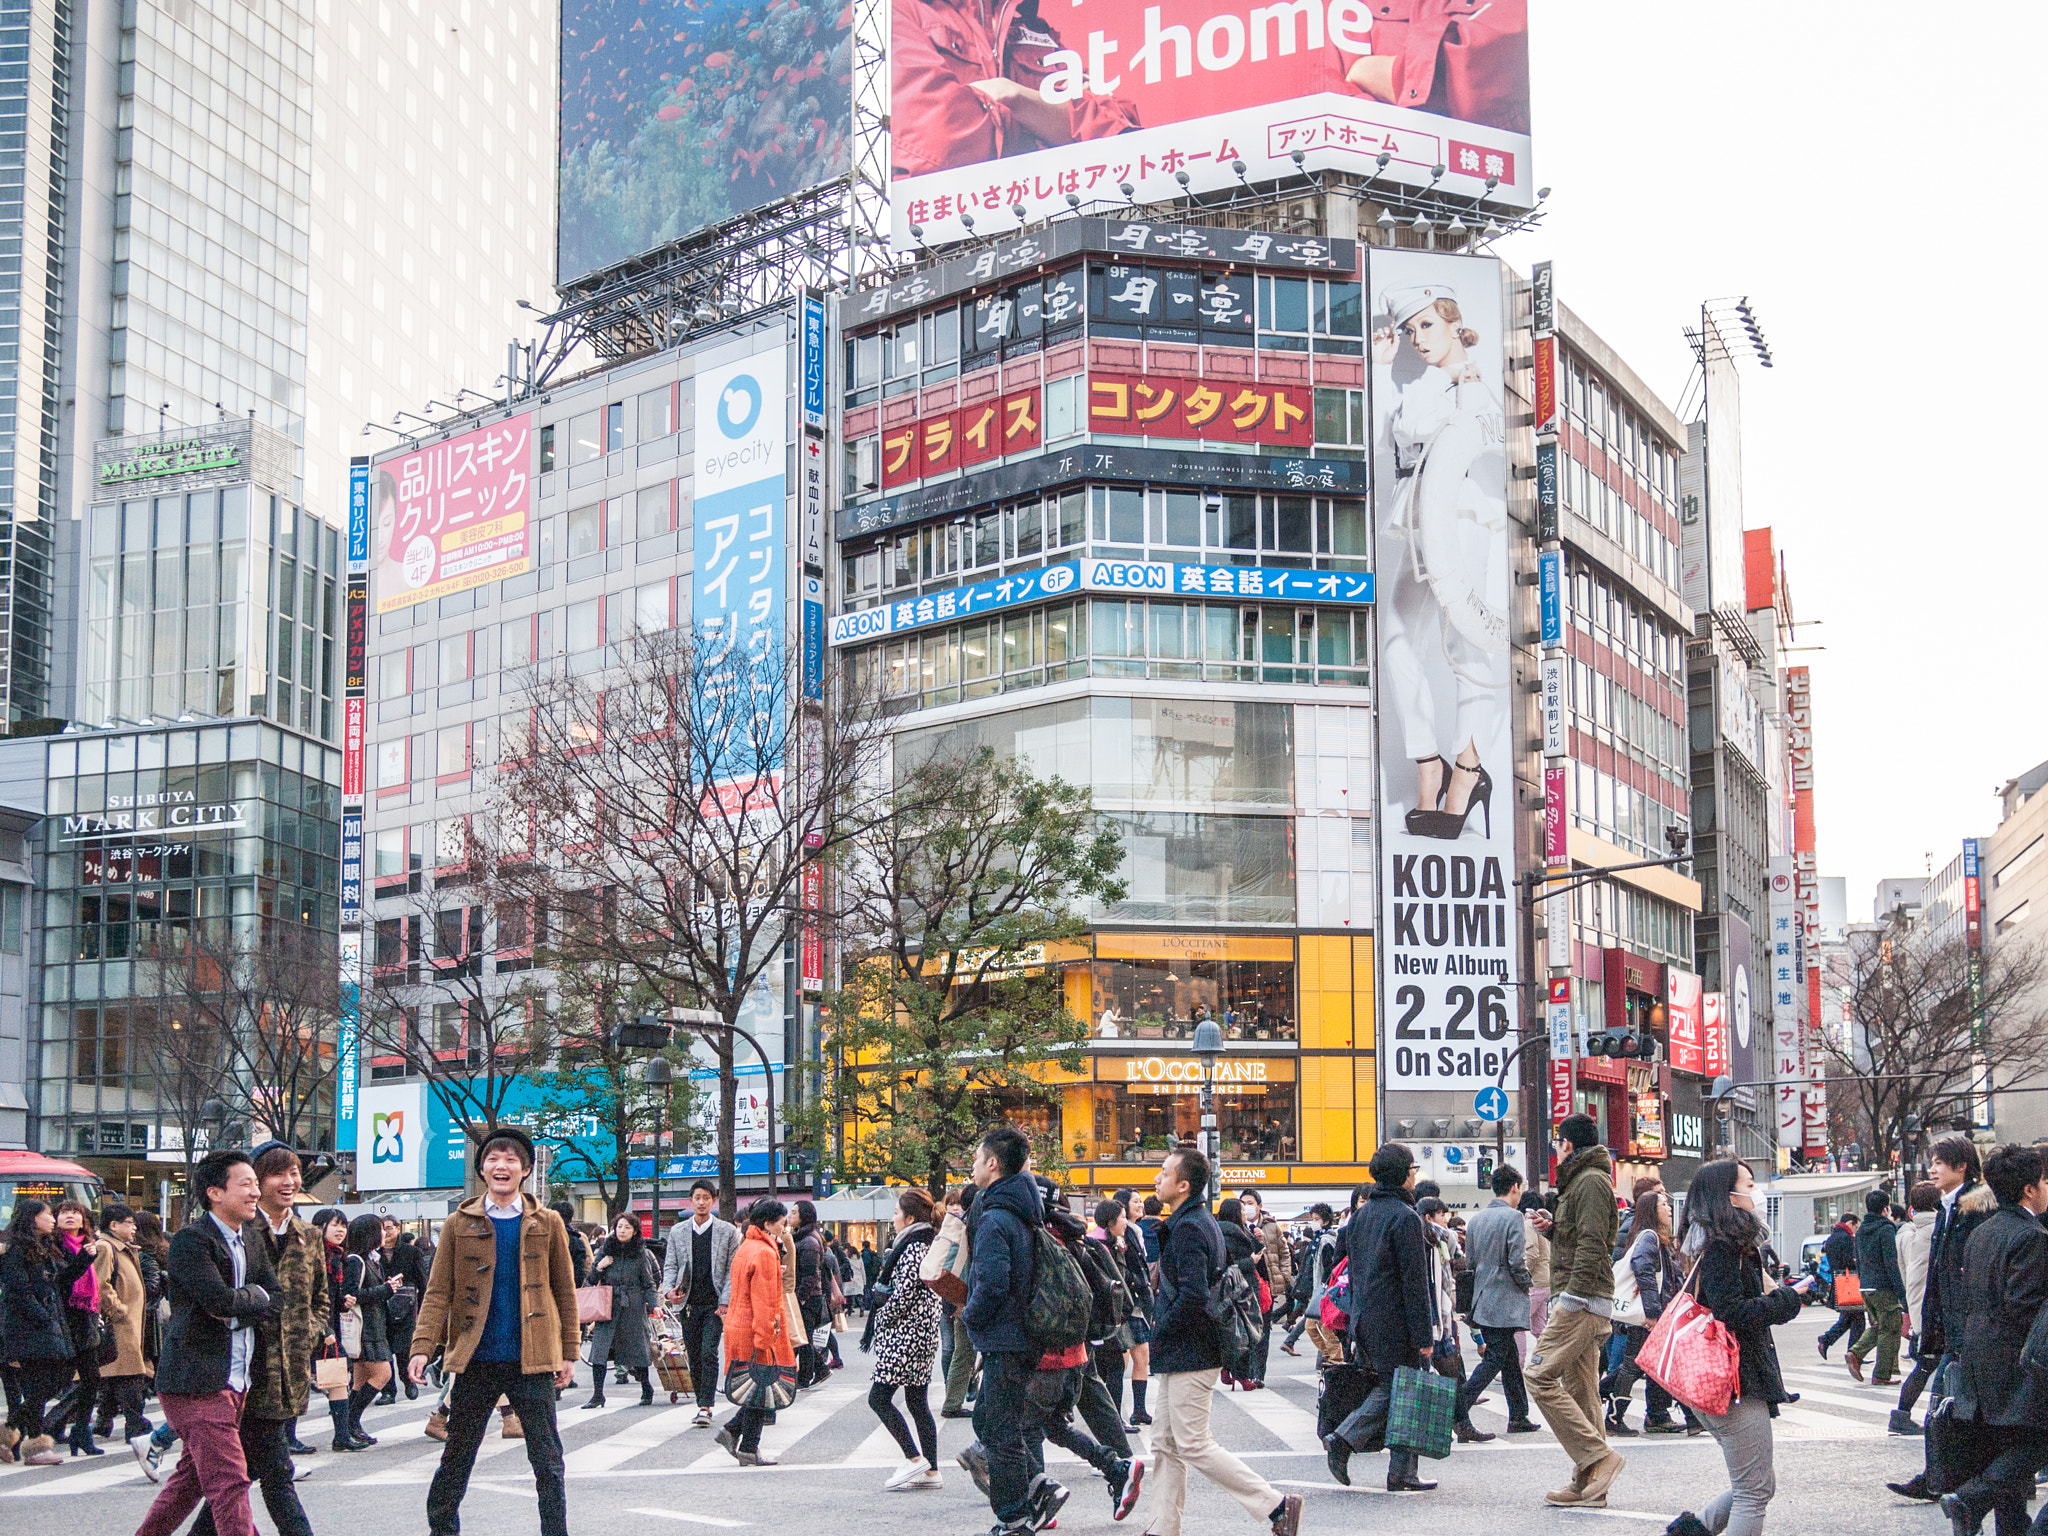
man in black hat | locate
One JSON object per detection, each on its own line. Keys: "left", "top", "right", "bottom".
{"left": 409, "top": 1127, "right": 580, "bottom": 1536}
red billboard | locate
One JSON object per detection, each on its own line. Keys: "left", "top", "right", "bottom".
{"left": 1666, "top": 968, "right": 1703, "bottom": 1076}
{"left": 882, "top": 387, "right": 1043, "bottom": 489}
{"left": 372, "top": 414, "right": 534, "bottom": 614}
{"left": 888, "top": 0, "right": 1532, "bottom": 246}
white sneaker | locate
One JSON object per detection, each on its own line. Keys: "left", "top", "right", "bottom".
{"left": 693, "top": 1408, "right": 713, "bottom": 1428}
{"left": 909, "top": 1469, "right": 944, "bottom": 1490}
{"left": 885, "top": 1455, "right": 932, "bottom": 1491}
{"left": 292, "top": 1460, "right": 315, "bottom": 1482}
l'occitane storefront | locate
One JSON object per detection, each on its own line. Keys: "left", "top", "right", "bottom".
{"left": 995, "top": 930, "right": 1381, "bottom": 1202}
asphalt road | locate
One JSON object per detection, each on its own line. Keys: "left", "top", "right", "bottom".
{"left": 4, "top": 1306, "right": 1953, "bottom": 1536}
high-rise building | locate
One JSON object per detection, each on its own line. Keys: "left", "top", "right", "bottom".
{"left": 3, "top": 2, "right": 559, "bottom": 1189}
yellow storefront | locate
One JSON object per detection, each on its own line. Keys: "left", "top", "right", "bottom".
{"left": 843, "top": 930, "right": 1381, "bottom": 1206}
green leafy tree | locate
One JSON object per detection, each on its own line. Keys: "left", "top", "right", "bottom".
{"left": 825, "top": 748, "right": 1124, "bottom": 1198}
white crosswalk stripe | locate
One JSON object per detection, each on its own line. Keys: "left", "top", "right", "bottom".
{"left": 564, "top": 1406, "right": 703, "bottom": 1472}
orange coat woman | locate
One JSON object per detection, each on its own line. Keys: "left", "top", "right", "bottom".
{"left": 715, "top": 1200, "right": 793, "bottom": 1467}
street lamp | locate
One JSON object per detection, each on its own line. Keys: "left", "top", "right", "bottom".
{"left": 1192, "top": 1019, "right": 1223, "bottom": 1204}
{"left": 645, "top": 1055, "right": 674, "bottom": 1239}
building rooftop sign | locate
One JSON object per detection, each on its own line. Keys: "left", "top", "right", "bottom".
{"left": 92, "top": 420, "right": 295, "bottom": 497}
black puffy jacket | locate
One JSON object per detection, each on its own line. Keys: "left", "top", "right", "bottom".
{"left": 0, "top": 1238, "right": 94, "bottom": 1362}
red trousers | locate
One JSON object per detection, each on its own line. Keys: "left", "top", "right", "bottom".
{"left": 134, "top": 1390, "right": 253, "bottom": 1536}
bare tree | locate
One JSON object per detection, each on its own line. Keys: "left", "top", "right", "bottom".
{"left": 355, "top": 822, "right": 555, "bottom": 1177}
{"left": 491, "top": 625, "right": 889, "bottom": 1217}
{"left": 825, "top": 746, "right": 1124, "bottom": 1198}
{"left": 1828, "top": 919, "right": 2048, "bottom": 1175}
{"left": 144, "top": 918, "right": 343, "bottom": 1150}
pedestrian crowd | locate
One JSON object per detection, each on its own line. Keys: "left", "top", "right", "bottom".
{"left": 8, "top": 1119, "right": 2040, "bottom": 1536}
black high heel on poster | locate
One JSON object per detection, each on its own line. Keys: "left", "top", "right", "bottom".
{"left": 1409, "top": 764, "right": 1492, "bottom": 840}
{"left": 1404, "top": 756, "right": 1457, "bottom": 833}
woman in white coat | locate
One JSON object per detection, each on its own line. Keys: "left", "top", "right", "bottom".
{"left": 1373, "top": 280, "right": 1508, "bottom": 841}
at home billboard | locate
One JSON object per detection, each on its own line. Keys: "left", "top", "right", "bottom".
{"left": 889, "top": 0, "right": 1530, "bottom": 246}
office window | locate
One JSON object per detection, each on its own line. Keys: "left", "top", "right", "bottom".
{"left": 605, "top": 401, "right": 626, "bottom": 452}
{"left": 436, "top": 726, "right": 469, "bottom": 776}
{"left": 637, "top": 387, "right": 673, "bottom": 440}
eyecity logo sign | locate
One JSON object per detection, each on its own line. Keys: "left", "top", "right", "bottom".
{"left": 371, "top": 1111, "right": 405, "bottom": 1163}
{"left": 717, "top": 374, "right": 763, "bottom": 439}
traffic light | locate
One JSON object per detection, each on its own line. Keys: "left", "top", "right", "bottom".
{"left": 1476, "top": 1147, "right": 1495, "bottom": 1188}
{"left": 612, "top": 1012, "right": 673, "bottom": 1051}
{"left": 1590, "top": 1029, "right": 1656, "bottom": 1059}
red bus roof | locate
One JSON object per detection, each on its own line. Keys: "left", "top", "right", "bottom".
{"left": 0, "top": 1151, "right": 101, "bottom": 1183}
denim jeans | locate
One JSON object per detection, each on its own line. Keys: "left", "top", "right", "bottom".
{"left": 1460, "top": 1325, "right": 1529, "bottom": 1423}
{"left": 974, "top": 1350, "right": 1037, "bottom": 1525}
{"left": 426, "top": 1363, "right": 567, "bottom": 1536}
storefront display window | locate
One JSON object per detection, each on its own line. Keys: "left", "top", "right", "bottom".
{"left": 1087, "top": 1056, "right": 1297, "bottom": 1164}
{"left": 1089, "top": 939, "right": 1296, "bottom": 1042}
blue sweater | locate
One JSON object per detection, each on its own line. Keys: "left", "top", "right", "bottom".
{"left": 474, "top": 1211, "right": 524, "bottom": 1362}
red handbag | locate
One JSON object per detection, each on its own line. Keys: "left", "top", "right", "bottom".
{"left": 1638, "top": 1255, "right": 1742, "bottom": 1417}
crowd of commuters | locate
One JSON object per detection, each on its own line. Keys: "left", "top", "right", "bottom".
{"left": 12, "top": 1120, "right": 2048, "bottom": 1536}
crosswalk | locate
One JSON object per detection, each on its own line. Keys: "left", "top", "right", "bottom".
{"left": 0, "top": 1311, "right": 1912, "bottom": 1500}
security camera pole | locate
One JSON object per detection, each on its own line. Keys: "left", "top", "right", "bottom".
{"left": 1514, "top": 825, "right": 1691, "bottom": 1192}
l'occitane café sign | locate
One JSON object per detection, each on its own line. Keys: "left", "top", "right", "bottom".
{"left": 1101, "top": 1056, "right": 1295, "bottom": 1093}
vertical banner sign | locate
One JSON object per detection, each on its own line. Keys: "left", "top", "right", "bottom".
{"left": 347, "top": 458, "right": 371, "bottom": 567}
{"left": 1768, "top": 858, "right": 1803, "bottom": 1154}
{"left": 1531, "top": 261, "right": 1555, "bottom": 337}
{"left": 1964, "top": 836, "right": 1989, "bottom": 1126}
{"left": 1538, "top": 547, "right": 1562, "bottom": 649}
{"left": 342, "top": 698, "right": 366, "bottom": 796}
{"left": 336, "top": 932, "right": 363, "bottom": 1154}
{"left": 1547, "top": 976, "right": 1572, "bottom": 1062}
{"left": 1371, "top": 250, "right": 1518, "bottom": 1094}
{"left": 1787, "top": 665, "right": 1828, "bottom": 1157}
{"left": 800, "top": 434, "right": 827, "bottom": 573}
{"left": 1543, "top": 762, "right": 1569, "bottom": 864}
{"left": 340, "top": 809, "right": 364, "bottom": 925}
{"left": 1541, "top": 657, "right": 1566, "bottom": 757}
{"left": 694, "top": 348, "right": 789, "bottom": 784}
{"left": 1666, "top": 968, "right": 1704, "bottom": 1075}
{"left": 801, "top": 294, "right": 827, "bottom": 434}
{"left": 1549, "top": 1057, "right": 1573, "bottom": 1124}
{"left": 1536, "top": 439, "right": 1559, "bottom": 544}
{"left": 800, "top": 574, "right": 825, "bottom": 703}
{"left": 1703, "top": 991, "right": 1727, "bottom": 1081}
{"left": 800, "top": 861, "right": 824, "bottom": 993}
{"left": 1533, "top": 335, "right": 1558, "bottom": 435}
{"left": 1547, "top": 891, "right": 1571, "bottom": 970}
{"left": 345, "top": 577, "right": 368, "bottom": 692}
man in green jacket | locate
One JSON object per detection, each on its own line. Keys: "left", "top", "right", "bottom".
{"left": 1526, "top": 1114, "right": 1623, "bottom": 1510}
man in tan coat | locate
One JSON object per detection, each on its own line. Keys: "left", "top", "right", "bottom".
{"left": 94, "top": 1204, "right": 153, "bottom": 1442}
{"left": 409, "top": 1127, "right": 578, "bottom": 1536}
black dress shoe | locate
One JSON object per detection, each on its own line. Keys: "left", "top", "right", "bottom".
{"left": 1453, "top": 1423, "right": 1495, "bottom": 1444}
{"left": 1322, "top": 1436, "right": 1351, "bottom": 1487}
{"left": 1505, "top": 1419, "right": 1541, "bottom": 1433}
{"left": 287, "top": 1435, "right": 317, "bottom": 1455}
{"left": 1887, "top": 1474, "right": 1936, "bottom": 1502}
{"left": 1386, "top": 1475, "right": 1437, "bottom": 1492}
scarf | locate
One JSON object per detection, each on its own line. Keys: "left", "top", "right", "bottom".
{"left": 63, "top": 1232, "right": 100, "bottom": 1311}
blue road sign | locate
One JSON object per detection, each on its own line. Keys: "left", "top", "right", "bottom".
{"left": 1474, "top": 1085, "right": 1509, "bottom": 1122}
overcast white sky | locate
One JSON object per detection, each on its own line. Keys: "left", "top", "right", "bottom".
{"left": 1488, "top": 2, "right": 2048, "bottom": 919}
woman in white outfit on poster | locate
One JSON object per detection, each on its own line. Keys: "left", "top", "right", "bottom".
{"left": 1373, "top": 282, "right": 1508, "bottom": 841}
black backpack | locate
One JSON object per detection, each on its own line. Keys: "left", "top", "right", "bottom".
{"left": 1022, "top": 1225, "right": 1094, "bottom": 1351}
{"left": 1071, "top": 1235, "right": 1134, "bottom": 1339}
{"left": 1211, "top": 1253, "right": 1264, "bottom": 1378}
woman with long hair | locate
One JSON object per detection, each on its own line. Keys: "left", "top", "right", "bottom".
{"left": 717, "top": 1200, "right": 794, "bottom": 1466}
{"left": 1214, "top": 1198, "right": 1266, "bottom": 1390}
{"left": 1416, "top": 1196, "right": 1490, "bottom": 1444}
{"left": 1603, "top": 1189, "right": 1699, "bottom": 1436}
{"left": 306, "top": 1208, "right": 355, "bottom": 1449}
{"left": 1, "top": 1199, "right": 95, "bottom": 1464}
{"left": 926, "top": 1184, "right": 977, "bottom": 1419}
{"left": 52, "top": 1200, "right": 106, "bottom": 1455}
{"left": 1665, "top": 1160, "right": 1816, "bottom": 1536}
{"left": 1372, "top": 280, "right": 1508, "bottom": 842}
{"left": 341, "top": 1212, "right": 395, "bottom": 1448}
{"left": 584, "top": 1213, "right": 659, "bottom": 1408}
{"left": 862, "top": 1187, "right": 944, "bottom": 1490}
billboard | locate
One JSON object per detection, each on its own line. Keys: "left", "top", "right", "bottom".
{"left": 888, "top": 0, "right": 1530, "bottom": 246}
{"left": 371, "top": 415, "right": 534, "bottom": 614}
{"left": 558, "top": 0, "right": 853, "bottom": 284}
{"left": 693, "top": 346, "right": 789, "bottom": 780}
{"left": 1667, "top": 968, "right": 1703, "bottom": 1076}
{"left": 1370, "top": 249, "right": 1516, "bottom": 1095}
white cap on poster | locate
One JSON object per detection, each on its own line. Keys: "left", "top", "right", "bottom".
{"left": 1383, "top": 285, "right": 1458, "bottom": 326}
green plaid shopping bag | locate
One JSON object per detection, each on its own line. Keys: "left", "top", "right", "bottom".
{"left": 1385, "top": 1365, "right": 1457, "bottom": 1461}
